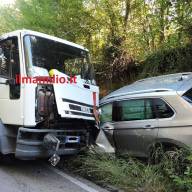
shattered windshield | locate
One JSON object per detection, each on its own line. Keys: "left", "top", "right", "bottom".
{"left": 24, "top": 35, "right": 95, "bottom": 83}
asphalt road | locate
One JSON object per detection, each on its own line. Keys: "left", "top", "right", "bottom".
{"left": 0, "top": 160, "right": 108, "bottom": 192}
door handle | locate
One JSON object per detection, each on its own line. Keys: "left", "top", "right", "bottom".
{"left": 144, "top": 125, "right": 154, "bottom": 129}
{"left": 103, "top": 126, "right": 114, "bottom": 130}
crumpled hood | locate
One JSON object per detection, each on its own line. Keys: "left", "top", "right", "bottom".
{"left": 52, "top": 70, "right": 99, "bottom": 120}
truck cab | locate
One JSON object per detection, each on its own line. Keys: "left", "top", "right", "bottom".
{"left": 0, "top": 30, "right": 99, "bottom": 162}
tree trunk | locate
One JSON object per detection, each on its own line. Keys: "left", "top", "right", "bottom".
{"left": 124, "top": 0, "right": 131, "bottom": 32}
{"left": 159, "top": 6, "right": 165, "bottom": 44}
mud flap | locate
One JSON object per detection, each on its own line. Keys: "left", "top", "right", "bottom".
{"left": 95, "top": 129, "right": 115, "bottom": 153}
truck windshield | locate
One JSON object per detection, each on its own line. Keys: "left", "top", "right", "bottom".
{"left": 23, "top": 35, "right": 95, "bottom": 83}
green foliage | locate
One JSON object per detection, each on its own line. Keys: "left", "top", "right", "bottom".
{"left": 15, "top": 0, "right": 59, "bottom": 34}
{"left": 2, "top": 0, "right": 192, "bottom": 59}
{"left": 1, "top": 0, "right": 192, "bottom": 94}
{"left": 160, "top": 150, "right": 192, "bottom": 192}
{"left": 141, "top": 44, "right": 192, "bottom": 78}
{"left": 59, "top": 149, "right": 192, "bottom": 192}
{"left": 59, "top": 152, "right": 169, "bottom": 192}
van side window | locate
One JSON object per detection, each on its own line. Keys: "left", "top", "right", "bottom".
{"left": 154, "top": 98, "right": 174, "bottom": 118}
{"left": 183, "top": 89, "right": 192, "bottom": 104}
{"left": 119, "top": 99, "right": 155, "bottom": 121}
{"left": 100, "top": 103, "right": 113, "bottom": 123}
{"left": 145, "top": 99, "right": 155, "bottom": 119}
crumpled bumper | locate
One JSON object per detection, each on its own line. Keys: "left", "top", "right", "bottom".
{"left": 15, "top": 127, "right": 88, "bottom": 160}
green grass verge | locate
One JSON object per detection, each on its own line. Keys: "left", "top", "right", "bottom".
{"left": 58, "top": 149, "right": 192, "bottom": 192}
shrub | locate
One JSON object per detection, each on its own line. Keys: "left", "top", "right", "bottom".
{"left": 59, "top": 149, "right": 192, "bottom": 192}
{"left": 141, "top": 44, "right": 192, "bottom": 78}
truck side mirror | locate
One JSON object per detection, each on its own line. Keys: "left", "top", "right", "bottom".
{"left": 6, "top": 78, "right": 16, "bottom": 85}
{"left": 6, "top": 78, "right": 20, "bottom": 99}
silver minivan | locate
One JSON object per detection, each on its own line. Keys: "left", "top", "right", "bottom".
{"left": 99, "top": 73, "right": 192, "bottom": 158}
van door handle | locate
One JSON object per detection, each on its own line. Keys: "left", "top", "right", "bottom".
{"left": 103, "top": 126, "right": 114, "bottom": 130}
{"left": 144, "top": 125, "right": 154, "bottom": 129}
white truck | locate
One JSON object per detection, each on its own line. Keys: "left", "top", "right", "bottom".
{"left": 0, "top": 30, "right": 99, "bottom": 165}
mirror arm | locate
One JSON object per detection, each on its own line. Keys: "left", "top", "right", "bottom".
{"left": 6, "top": 78, "right": 16, "bottom": 85}
{"left": 0, "top": 82, "right": 7, "bottom": 85}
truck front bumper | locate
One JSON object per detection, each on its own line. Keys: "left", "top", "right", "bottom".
{"left": 15, "top": 127, "right": 88, "bottom": 160}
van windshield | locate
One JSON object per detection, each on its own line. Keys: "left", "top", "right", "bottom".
{"left": 24, "top": 35, "right": 95, "bottom": 84}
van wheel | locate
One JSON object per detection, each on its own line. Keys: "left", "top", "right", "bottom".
{"left": 148, "top": 144, "right": 164, "bottom": 164}
{"left": 163, "top": 149, "right": 188, "bottom": 174}
{"left": 148, "top": 144, "right": 180, "bottom": 164}
{"left": 164, "top": 150, "right": 178, "bottom": 159}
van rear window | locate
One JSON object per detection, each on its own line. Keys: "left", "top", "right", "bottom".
{"left": 183, "top": 89, "right": 192, "bottom": 104}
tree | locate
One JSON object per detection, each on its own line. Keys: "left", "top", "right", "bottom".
{"left": 1, "top": 0, "right": 192, "bottom": 94}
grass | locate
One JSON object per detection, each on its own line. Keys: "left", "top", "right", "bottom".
{"left": 58, "top": 149, "right": 192, "bottom": 192}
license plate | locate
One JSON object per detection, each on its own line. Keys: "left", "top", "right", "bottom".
{"left": 81, "top": 106, "right": 90, "bottom": 113}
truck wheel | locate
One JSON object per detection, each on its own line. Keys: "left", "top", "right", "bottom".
{"left": 0, "top": 153, "right": 15, "bottom": 164}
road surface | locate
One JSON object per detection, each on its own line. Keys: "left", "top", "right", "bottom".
{"left": 0, "top": 160, "right": 108, "bottom": 192}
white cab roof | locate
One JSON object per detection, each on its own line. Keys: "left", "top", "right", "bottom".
{"left": 0, "top": 29, "right": 88, "bottom": 51}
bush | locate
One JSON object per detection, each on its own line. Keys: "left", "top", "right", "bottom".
{"left": 162, "top": 150, "right": 192, "bottom": 192}
{"left": 58, "top": 149, "right": 192, "bottom": 192}
{"left": 141, "top": 44, "right": 192, "bottom": 78}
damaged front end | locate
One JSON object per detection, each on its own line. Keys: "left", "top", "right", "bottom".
{"left": 14, "top": 33, "right": 99, "bottom": 165}
{"left": 16, "top": 83, "right": 99, "bottom": 165}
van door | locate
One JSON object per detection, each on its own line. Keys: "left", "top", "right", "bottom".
{"left": 113, "top": 98, "right": 158, "bottom": 157}
{"left": 0, "top": 36, "right": 23, "bottom": 125}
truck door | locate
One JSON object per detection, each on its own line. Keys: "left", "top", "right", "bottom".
{"left": 0, "top": 36, "right": 23, "bottom": 125}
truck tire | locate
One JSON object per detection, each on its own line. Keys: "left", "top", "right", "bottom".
{"left": 0, "top": 153, "right": 15, "bottom": 164}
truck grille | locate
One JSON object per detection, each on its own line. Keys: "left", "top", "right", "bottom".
{"left": 62, "top": 98, "right": 94, "bottom": 118}
{"left": 69, "top": 104, "right": 81, "bottom": 111}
